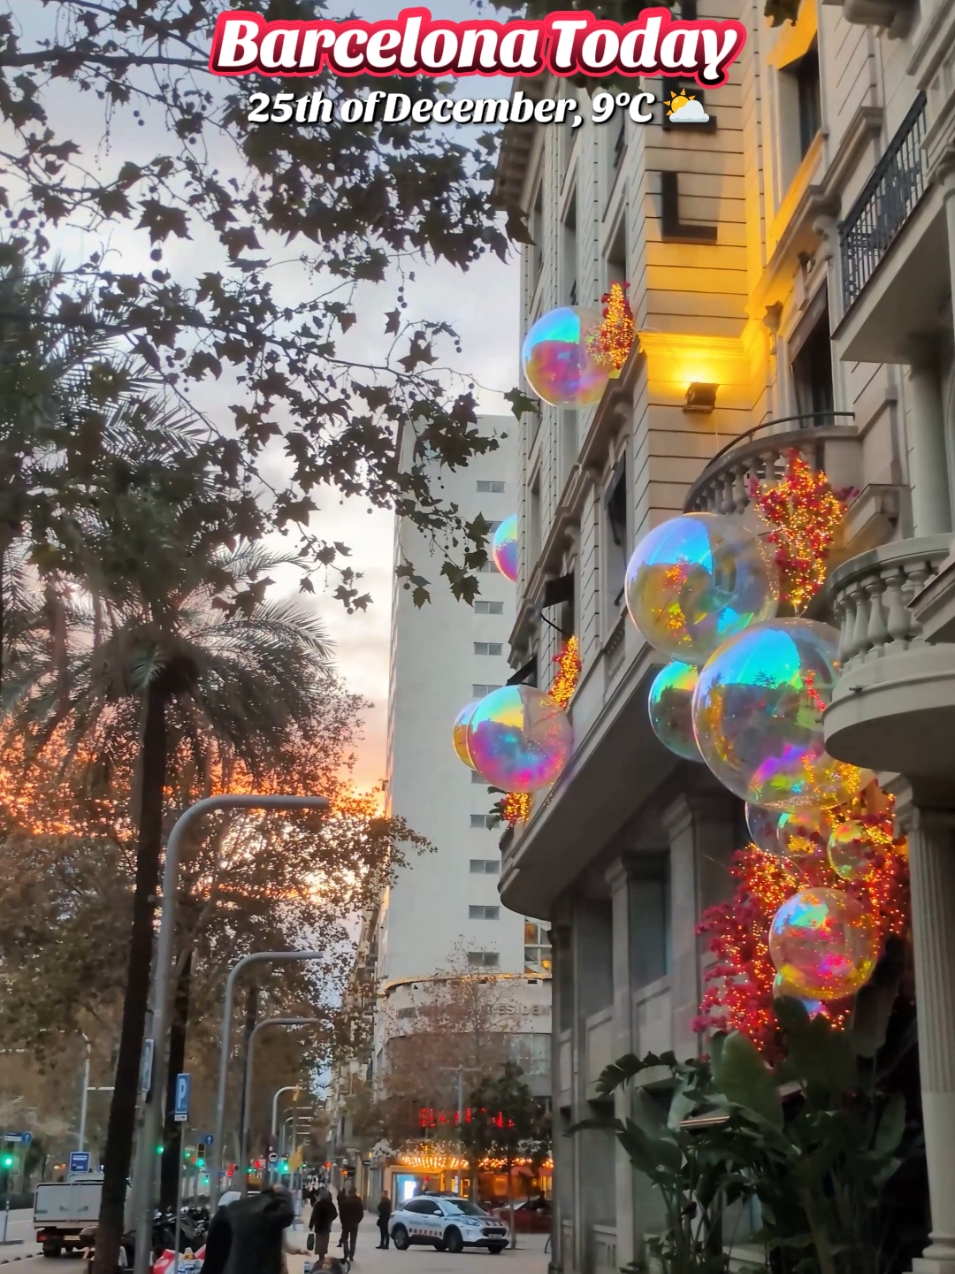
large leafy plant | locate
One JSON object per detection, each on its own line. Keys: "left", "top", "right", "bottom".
{"left": 575, "top": 973, "right": 920, "bottom": 1274}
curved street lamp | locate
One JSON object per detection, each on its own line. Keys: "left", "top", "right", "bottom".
{"left": 239, "top": 1017, "right": 320, "bottom": 1190}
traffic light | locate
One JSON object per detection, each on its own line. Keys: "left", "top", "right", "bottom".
{"left": 1, "top": 1154, "right": 14, "bottom": 1169}
{"left": 196, "top": 1155, "right": 205, "bottom": 1169}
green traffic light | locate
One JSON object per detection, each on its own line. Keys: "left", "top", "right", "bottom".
{"left": 2, "top": 1156, "right": 14, "bottom": 1168}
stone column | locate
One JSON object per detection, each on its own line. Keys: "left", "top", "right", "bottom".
{"left": 549, "top": 922, "right": 572, "bottom": 1274}
{"left": 662, "top": 793, "right": 738, "bottom": 1060}
{"left": 904, "top": 345, "right": 952, "bottom": 537}
{"left": 899, "top": 801, "right": 955, "bottom": 1274}
{"left": 606, "top": 859, "right": 635, "bottom": 1271}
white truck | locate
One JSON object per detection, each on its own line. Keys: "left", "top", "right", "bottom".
{"left": 34, "top": 1176, "right": 103, "bottom": 1257}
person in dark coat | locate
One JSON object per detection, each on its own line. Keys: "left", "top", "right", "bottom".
{"left": 308, "top": 1188, "right": 338, "bottom": 1270}
{"left": 376, "top": 1192, "right": 392, "bottom": 1250}
{"left": 198, "top": 1191, "right": 242, "bottom": 1274}
{"left": 338, "top": 1186, "right": 364, "bottom": 1262}
{"left": 201, "top": 1186, "right": 295, "bottom": 1274}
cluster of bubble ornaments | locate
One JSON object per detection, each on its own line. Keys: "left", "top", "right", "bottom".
{"left": 772, "top": 971, "right": 822, "bottom": 1019}
{"left": 648, "top": 662, "right": 703, "bottom": 762}
{"left": 467, "top": 684, "right": 573, "bottom": 793}
{"left": 777, "top": 807, "right": 832, "bottom": 859}
{"left": 521, "top": 307, "right": 609, "bottom": 409}
{"left": 769, "top": 887, "right": 879, "bottom": 1001}
{"left": 745, "top": 801, "right": 781, "bottom": 855}
{"left": 452, "top": 701, "right": 478, "bottom": 769}
{"left": 692, "top": 618, "right": 871, "bottom": 810}
{"left": 491, "top": 514, "right": 519, "bottom": 583}
{"left": 827, "top": 820, "right": 881, "bottom": 882}
{"left": 625, "top": 513, "right": 779, "bottom": 665}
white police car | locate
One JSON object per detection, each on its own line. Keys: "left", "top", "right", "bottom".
{"left": 389, "top": 1195, "right": 509, "bottom": 1254}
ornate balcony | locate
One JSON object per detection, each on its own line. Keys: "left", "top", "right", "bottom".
{"left": 683, "top": 414, "right": 861, "bottom": 517}
{"left": 839, "top": 92, "right": 927, "bottom": 313}
{"left": 824, "top": 535, "right": 955, "bottom": 792}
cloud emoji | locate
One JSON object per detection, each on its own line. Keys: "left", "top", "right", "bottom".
{"left": 668, "top": 96, "right": 710, "bottom": 124}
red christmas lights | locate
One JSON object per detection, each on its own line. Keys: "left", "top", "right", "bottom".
{"left": 754, "top": 450, "right": 845, "bottom": 612}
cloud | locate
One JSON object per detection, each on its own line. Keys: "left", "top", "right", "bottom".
{"left": 669, "top": 98, "right": 710, "bottom": 123}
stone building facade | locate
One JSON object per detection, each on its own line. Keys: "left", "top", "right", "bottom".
{"left": 495, "top": 0, "right": 955, "bottom": 1269}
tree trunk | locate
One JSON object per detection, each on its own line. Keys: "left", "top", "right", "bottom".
{"left": 159, "top": 951, "right": 193, "bottom": 1213}
{"left": 94, "top": 685, "right": 167, "bottom": 1274}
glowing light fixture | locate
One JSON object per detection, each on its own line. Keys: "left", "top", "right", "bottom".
{"left": 685, "top": 382, "right": 718, "bottom": 413}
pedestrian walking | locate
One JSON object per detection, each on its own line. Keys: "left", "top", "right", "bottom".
{"left": 200, "top": 1185, "right": 300, "bottom": 1274}
{"left": 308, "top": 1188, "right": 338, "bottom": 1271}
{"left": 376, "top": 1191, "right": 392, "bottom": 1250}
{"left": 338, "top": 1184, "right": 364, "bottom": 1263}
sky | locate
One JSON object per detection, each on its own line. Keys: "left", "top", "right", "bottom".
{"left": 5, "top": 1, "right": 521, "bottom": 791}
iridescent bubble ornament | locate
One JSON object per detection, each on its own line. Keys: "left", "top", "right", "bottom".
{"left": 648, "top": 662, "right": 703, "bottom": 762}
{"left": 491, "top": 515, "right": 519, "bottom": 583}
{"left": 746, "top": 802, "right": 781, "bottom": 855}
{"left": 827, "top": 820, "right": 882, "bottom": 882}
{"left": 769, "top": 887, "right": 879, "bottom": 1001}
{"left": 467, "top": 685, "right": 573, "bottom": 793}
{"left": 772, "top": 972, "right": 822, "bottom": 1019}
{"left": 625, "top": 513, "right": 778, "bottom": 665}
{"left": 522, "top": 307, "right": 609, "bottom": 409}
{"left": 692, "top": 618, "right": 872, "bottom": 810}
{"left": 777, "top": 808, "right": 831, "bottom": 859}
{"left": 452, "top": 701, "right": 479, "bottom": 769}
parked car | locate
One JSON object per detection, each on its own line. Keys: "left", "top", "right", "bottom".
{"left": 492, "top": 1197, "right": 552, "bottom": 1233}
{"left": 390, "top": 1195, "right": 509, "bottom": 1254}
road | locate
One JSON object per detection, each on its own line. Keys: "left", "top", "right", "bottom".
{"left": 0, "top": 1217, "right": 550, "bottom": 1274}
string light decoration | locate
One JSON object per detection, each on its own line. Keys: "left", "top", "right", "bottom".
{"left": 587, "top": 282, "right": 635, "bottom": 376}
{"left": 695, "top": 784, "right": 909, "bottom": 1058}
{"left": 754, "top": 450, "right": 846, "bottom": 612}
{"left": 499, "top": 638, "right": 580, "bottom": 828}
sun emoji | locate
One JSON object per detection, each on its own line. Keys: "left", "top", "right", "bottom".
{"left": 666, "top": 90, "right": 696, "bottom": 116}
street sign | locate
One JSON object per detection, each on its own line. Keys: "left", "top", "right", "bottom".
{"left": 199, "top": 1134, "right": 214, "bottom": 1147}
{"left": 267, "top": 1152, "right": 278, "bottom": 1164}
{"left": 140, "top": 1039, "right": 155, "bottom": 1096}
{"left": 3, "top": 1133, "right": 30, "bottom": 1145}
{"left": 173, "top": 1073, "right": 191, "bottom": 1124}
{"left": 69, "top": 1151, "right": 91, "bottom": 1174}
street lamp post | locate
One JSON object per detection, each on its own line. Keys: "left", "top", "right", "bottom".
{"left": 131, "top": 795, "right": 328, "bottom": 1274}
{"left": 78, "top": 1035, "right": 91, "bottom": 1153}
{"left": 239, "top": 1017, "right": 319, "bottom": 1191}
{"left": 210, "top": 950, "right": 326, "bottom": 1208}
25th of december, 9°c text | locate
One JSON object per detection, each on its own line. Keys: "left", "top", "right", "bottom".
{"left": 247, "top": 88, "right": 658, "bottom": 127}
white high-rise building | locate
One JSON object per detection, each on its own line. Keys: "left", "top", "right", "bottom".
{"left": 375, "top": 415, "right": 552, "bottom": 1085}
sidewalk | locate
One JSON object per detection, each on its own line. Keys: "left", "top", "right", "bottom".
{"left": 287, "top": 1222, "right": 549, "bottom": 1274}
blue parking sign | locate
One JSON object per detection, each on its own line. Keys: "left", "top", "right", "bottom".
{"left": 173, "top": 1073, "right": 191, "bottom": 1123}
{"left": 69, "top": 1151, "right": 91, "bottom": 1174}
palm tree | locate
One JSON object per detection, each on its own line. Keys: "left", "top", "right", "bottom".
{"left": 6, "top": 414, "right": 333, "bottom": 1274}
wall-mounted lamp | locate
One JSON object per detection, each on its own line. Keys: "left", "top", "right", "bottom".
{"left": 684, "top": 382, "right": 718, "bottom": 413}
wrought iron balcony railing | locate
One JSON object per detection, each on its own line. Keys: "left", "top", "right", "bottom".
{"left": 839, "top": 92, "right": 927, "bottom": 311}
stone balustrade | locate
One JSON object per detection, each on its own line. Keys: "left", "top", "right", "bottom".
{"left": 682, "top": 425, "right": 861, "bottom": 517}
{"left": 828, "top": 536, "right": 951, "bottom": 670}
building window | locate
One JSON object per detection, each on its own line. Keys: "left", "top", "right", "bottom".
{"left": 467, "top": 951, "right": 500, "bottom": 968}
{"left": 477, "top": 480, "right": 505, "bottom": 494}
{"left": 472, "top": 682, "right": 502, "bottom": 697}
{"left": 605, "top": 220, "right": 626, "bottom": 294}
{"left": 524, "top": 920, "right": 552, "bottom": 975}
{"left": 612, "top": 113, "right": 626, "bottom": 171}
{"left": 604, "top": 456, "right": 629, "bottom": 615}
{"left": 562, "top": 185, "right": 578, "bottom": 307}
{"left": 631, "top": 863, "right": 670, "bottom": 989}
{"left": 529, "top": 472, "right": 542, "bottom": 573}
{"left": 791, "top": 306, "right": 834, "bottom": 425}
{"left": 471, "top": 814, "right": 496, "bottom": 829}
{"left": 531, "top": 183, "right": 544, "bottom": 283}
{"left": 474, "top": 642, "right": 503, "bottom": 657}
{"left": 469, "top": 905, "right": 500, "bottom": 920}
{"left": 796, "top": 48, "right": 821, "bottom": 159}
{"left": 470, "top": 859, "right": 500, "bottom": 874}
{"left": 475, "top": 600, "right": 504, "bottom": 615}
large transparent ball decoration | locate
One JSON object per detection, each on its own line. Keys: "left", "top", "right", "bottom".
{"left": 777, "top": 808, "right": 832, "bottom": 859}
{"left": 467, "top": 685, "right": 573, "bottom": 793}
{"left": 491, "top": 514, "right": 519, "bottom": 583}
{"left": 828, "top": 820, "right": 881, "bottom": 882}
{"left": 521, "top": 307, "right": 609, "bottom": 409}
{"left": 452, "top": 701, "right": 479, "bottom": 770}
{"left": 772, "top": 971, "right": 822, "bottom": 1019}
{"left": 648, "top": 662, "right": 703, "bottom": 762}
{"left": 769, "top": 887, "right": 879, "bottom": 1001}
{"left": 745, "top": 802, "right": 781, "bottom": 855}
{"left": 692, "top": 618, "right": 872, "bottom": 810}
{"left": 625, "top": 513, "right": 779, "bottom": 665}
